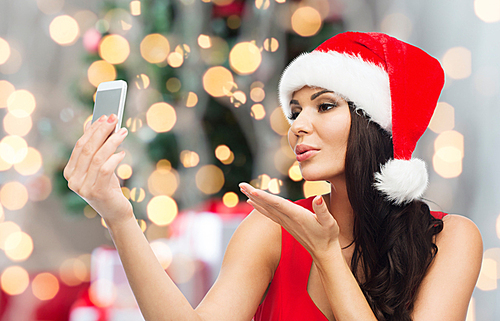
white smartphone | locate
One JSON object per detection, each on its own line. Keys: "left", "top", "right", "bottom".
{"left": 92, "top": 80, "right": 127, "bottom": 133}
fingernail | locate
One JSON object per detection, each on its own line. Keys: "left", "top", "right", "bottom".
{"left": 108, "top": 114, "right": 116, "bottom": 123}
{"left": 99, "top": 115, "right": 107, "bottom": 122}
{"left": 316, "top": 196, "right": 323, "bottom": 205}
{"left": 119, "top": 128, "right": 128, "bottom": 135}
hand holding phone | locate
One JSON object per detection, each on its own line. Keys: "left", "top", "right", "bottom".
{"left": 92, "top": 80, "right": 127, "bottom": 133}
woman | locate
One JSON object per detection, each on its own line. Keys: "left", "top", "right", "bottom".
{"left": 64, "top": 32, "right": 482, "bottom": 320}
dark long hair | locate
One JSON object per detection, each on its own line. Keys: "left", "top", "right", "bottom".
{"left": 344, "top": 102, "right": 443, "bottom": 320}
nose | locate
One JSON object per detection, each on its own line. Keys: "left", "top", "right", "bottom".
{"left": 289, "top": 110, "right": 312, "bottom": 137}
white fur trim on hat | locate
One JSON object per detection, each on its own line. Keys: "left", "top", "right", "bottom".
{"left": 279, "top": 51, "right": 392, "bottom": 132}
{"left": 373, "top": 158, "right": 428, "bottom": 205}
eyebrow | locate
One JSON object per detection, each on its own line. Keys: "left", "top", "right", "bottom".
{"left": 289, "top": 90, "right": 335, "bottom": 106}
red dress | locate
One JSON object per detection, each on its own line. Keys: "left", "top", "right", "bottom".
{"left": 253, "top": 197, "right": 447, "bottom": 321}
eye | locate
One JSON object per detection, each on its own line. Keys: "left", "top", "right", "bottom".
{"left": 288, "top": 107, "right": 301, "bottom": 120}
{"left": 318, "top": 102, "right": 338, "bottom": 112}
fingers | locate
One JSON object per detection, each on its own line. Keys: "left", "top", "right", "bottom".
{"left": 82, "top": 128, "right": 128, "bottom": 190}
{"left": 69, "top": 115, "right": 119, "bottom": 186}
{"left": 312, "top": 195, "right": 333, "bottom": 225}
{"left": 93, "top": 150, "right": 126, "bottom": 192}
{"left": 64, "top": 115, "right": 108, "bottom": 180}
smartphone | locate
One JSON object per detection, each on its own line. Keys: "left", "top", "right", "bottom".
{"left": 91, "top": 80, "right": 127, "bottom": 133}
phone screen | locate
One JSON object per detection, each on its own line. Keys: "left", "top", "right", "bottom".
{"left": 92, "top": 88, "right": 123, "bottom": 123}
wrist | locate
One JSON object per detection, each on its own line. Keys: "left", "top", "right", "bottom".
{"left": 312, "top": 240, "right": 343, "bottom": 265}
{"left": 105, "top": 207, "right": 137, "bottom": 232}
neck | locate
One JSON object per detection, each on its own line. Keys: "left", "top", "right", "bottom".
{"left": 326, "top": 174, "right": 355, "bottom": 247}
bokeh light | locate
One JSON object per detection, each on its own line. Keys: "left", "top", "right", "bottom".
{"left": 215, "top": 145, "right": 231, "bottom": 162}
{"left": 200, "top": 36, "right": 230, "bottom": 66}
{"left": 99, "top": 34, "right": 130, "bottom": 64}
{"left": 477, "top": 255, "right": 498, "bottom": 291}
{"left": 5, "top": 231, "right": 34, "bottom": 261}
{"left": 0, "top": 181, "right": 29, "bottom": 210}
{"left": 7, "top": 89, "right": 36, "bottom": 118}
{"left": 26, "top": 175, "right": 52, "bottom": 201}
{"left": 135, "top": 73, "right": 150, "bottom": 89}
{"left": 196, "top": 165, "right": 225, "bottom": 194}
{"left": 146, "top": 102, "right": 177, "bottom": 132}
{"left": 130, "top": 0, "right": 141, "bottom": 16}
{"left": 0, "top": 47, "right": 22, "bottom": 74}
{"left": 291, "top": 7, "right": 322, "bottom": 37}
{"left": 255, "top": 0, "right": 270, "bottom": 10}
{"left": 89, "top": 279, "right": 116, "bottom": 307}
{"left": 288, "top": 161, "right": 302, "bottom": 181}
{"left": 268, "top": 178, "right": 282, "bottom": 194}
{"left": 442, "top": 47, "right": 472, "bottom": 80}
{"left": 251, "top": 104, "right": 266, "bottom": 120}
{"left": 4, "top": 113, "right": 32, "bottom": 136}
{"left": 428, "top": 102, "right": 455, "bottom": 133}
{"left": 147, "top": 195, "right": 178, "bottom": 226}
{"left": 434, "top": 130, "right": 464, "bottom": 162}
{"left": 130, "top": 187, "right": 146, "bottom": 202}
{"left": 117, "top": 164, "right": 133, "bottom": 180}
{"left": 0, "top": 37, "right": 11, "bottom": 65}
{"left": 49, "top": 15, "right": 80, "bottom": 46}
{"left": 270, "top": 108, "right": 290, "bottom": 135}
{"left": 303, "top": 181, "right": 330, "bottom": 198}
{"left": 263, "top": 37, "right": 279, "bottom": 52}
{"left": 87, "top": 60, "right": 117, "bottom": 87}
{"left": 250, "top": 87, "right": 265, "bottom": 102}
{"left": 1, "top": 266, "right": 29, "bottom": 295}
{"left": 125, "top": 117, "right": 143, "bottom": 132}
{"left": 14, "top": 147, "right": 43, "bottom": 176}
{"left": 59, "top": 258, "right": 87, "bottom": 286}
{"left": 223, "top": 192, "right": 239, "bottom": 208}
{"left": 185, "top": 92, "right": 198, "bottom": 107}
{"left": 0, "top": 135, "right": 28, "bottom": 165}
{"left": 227, "top": 15, "right": 241, "bottom": 29}
{"left": 140, "top": 33, "right": 170, "bottom": 64}
{"left": 203, "top": 66, "right": 235, "bottom": 97}
{"left": 32, "top": 272, "right": 60, "bottom": 301}
{"left": 166, "top": 77, "right": 181, "bottom": 92}
{"left": 0, "top": 80, "right": 15, "bottom": 108}
{"left": 148, "top": 166, "right": 179, "bottom": 196}
{"left": 474, "top": 0, "right": 500, "bottom": 22}
{"left": 0, "top": 221, "right": 21, "bottom": 250}
{"left": 167, "top": 51, "right": 184, "bottom": 68}
{"left": 229, "top": 42, "right": 262, "bottom": 75}
{"left": 180, "top": 150, "right": 200, "bottom": 168}
{"left": 198, "top": 35, "right": 212, "bottom": 49}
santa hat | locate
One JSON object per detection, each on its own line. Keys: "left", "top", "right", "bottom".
{"left": 279, "top": 32, "right": 445, "bottom": 205}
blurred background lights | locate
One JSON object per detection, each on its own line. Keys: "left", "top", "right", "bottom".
{"left": 14, "top": 147, "right": 43, "bottom": 176}
{"left": 380, "top": 13, "right": 413, "bottom": 41}
{"left": 474, "top": 0, "right": 500, "bottom": 22}
{"left": 497, "top": 214, "right": 500, "bottom": 239}
{"left": 270, "top": 107, "right": 290, "bottom": 135}
{"left": 0, "top": 135, "right": 28, "bottom": 165}
{"left": 99, "top": 34, "right": 130, "bottom": 64}
{"left": 147, "top": 195, "right": 178, "bottom": 226}
{"left": 196, "top": 165, "right": 225, "bottom": 194}
{"left": 4, "top": 113, "right": 33, "bottom": 136}
{"left": 89, "top": 279, "right": 116, "bottom": 307}
{"left": 0, "top": 47, "right": 22, "bottom": 74}
{"left": 130, "top": 0, "right": 141, "bottom": 16}
{"left": 433, "top": 130, "right": 464, "bottom": 178}
{"left": 263, "top": 38, "right": 279, "bottom": 52}
{"left": 303, "top": 181, "right": 330, "bottom": 198}
{"left": 215, "top": 145, "right": 231, "bottom": 162}
{"left": 166, "top": 77, "right": 181, "bottom": 92}
{"left": 428, "top": 102, "right": 455, "bottom": 133}
{"left": 27, "top": 175, "right": 53, "bottom": 202}
{"left": 0, "top": 221, "right": 21, "bottom": 250}
{"left": 442, "top": 47, "right": 472, "bottom": 80}
{"left": 229, "top": 42, "right": 262, "bottom": 75}
{"left": 36, "top": 0, "right": 65, "bottom": 15}
{"left": 148, "top": 160, "right": 179, "bottom": 196}
{"left": 476, "top": 255, "right": 498, "bottom": 291}
{"left": 227, "top": 15, "right": 241, "bottom": 29}
{"left": 0, "top": 80, "right": 15, "bottom": 107}
{"left": 140, "top": 33, "right": 170, "bottom": 64}
{"left": 0, "top": 37, "right": 10, "bottom": 64}
{"left": 5, "top": 231, "right": 34, "bottom": 262}
{"left": 59, "top": 258, "right": 87, "bottom": 286}
{"left": 213, "top": 0, "right": 235, "bottom": 5}
{"left": 186, "top": 92, "right": 198, "bottom": 107}
{"left": 167, "top": 51, "right": 184, "bottom": 68}
{"left": 203, "top": 66, "right": 235, "bottom": 97}
{"left": 116, "top": 164, "right": 132, "bottom": 180}
{"left": 32, "top": 272, "right": 60, "bottom": 301}
{"left": 7, "top": 89, "right": 36, "bottom": 118}
{"left": 251, "top": 104, "right": 266, "bottom": 120}
{"left": 255, "top": 0, "right": 270, "bottom": 10}
{"left": 87, "top": 60, "right": 117, "bottom": 87}
{"left": 230, "top": 90, "right": 246, "bottom": 107}
{"left": 250, "top": 87, "right": 265, "bottom": 102}
{"left": 198, "top": 35, "right": 212, "bottom": 49}
{"left": 125, "top": 117, "right": 143, "bottom": 132}
{"left": 49, "top": 15, "right": 80, "bottom": 46}
{"left": 0, "top": 181, "right": 29, "bottom": 210}
{"left": 150, "top": 240, "right": 173, "bottom": 269}
{"left": 1, "top": 266, "right": 29, "bottom": 295}
{"left": 268, "top": 178, "right": 281, "bottom": 194}
{"left": 130, "top": 187, "right": 145, "bottom": 202}
{"left": 291, "top": 7, "right": 322, "bottom": 37}
{"left": 223, "top": 192, "right": 239, "bottom": 208}
{"left": 180, "top": 150, "right": 200, "bottom": 168}
{"left": 135, "top": 73, "right": 150, "bottom": 89}
{"left": 288, "top": 161, "right": 302, "bottom": 181}
{"left": 146, "top": 102, "right": 177, "bottom": 133}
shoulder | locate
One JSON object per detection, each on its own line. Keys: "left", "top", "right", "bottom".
{"left": 435, "top": 214, "right": 483, "bottom": 254}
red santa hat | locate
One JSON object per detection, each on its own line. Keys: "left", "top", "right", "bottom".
{"left": 279, "top": 32, "right": 445, "bottom": 205}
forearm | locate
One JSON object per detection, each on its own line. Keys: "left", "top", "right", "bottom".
{"left": 106, "top": 212, "right": 202, "bottom": 321}
{"left": 313, "top": 243, "right": 377, "bottom": 321}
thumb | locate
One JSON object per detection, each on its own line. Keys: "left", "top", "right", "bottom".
{"left": 312, "top": 195, "right": 331, "bottom": 225}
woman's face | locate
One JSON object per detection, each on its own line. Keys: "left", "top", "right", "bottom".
{"left": 287, "top": 86, "right": 351, "bottom": 182}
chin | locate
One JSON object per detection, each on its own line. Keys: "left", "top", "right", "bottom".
{"left": 300, "top": 165, "right": 345, "bottom": 182}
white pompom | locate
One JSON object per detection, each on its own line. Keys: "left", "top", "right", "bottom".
{"left": 373, "top": 158, "right": 428, "bottom": 205}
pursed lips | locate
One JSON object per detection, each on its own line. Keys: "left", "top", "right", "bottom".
{"left": 294, "top": 144, "right": 319, "bottom": 162}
